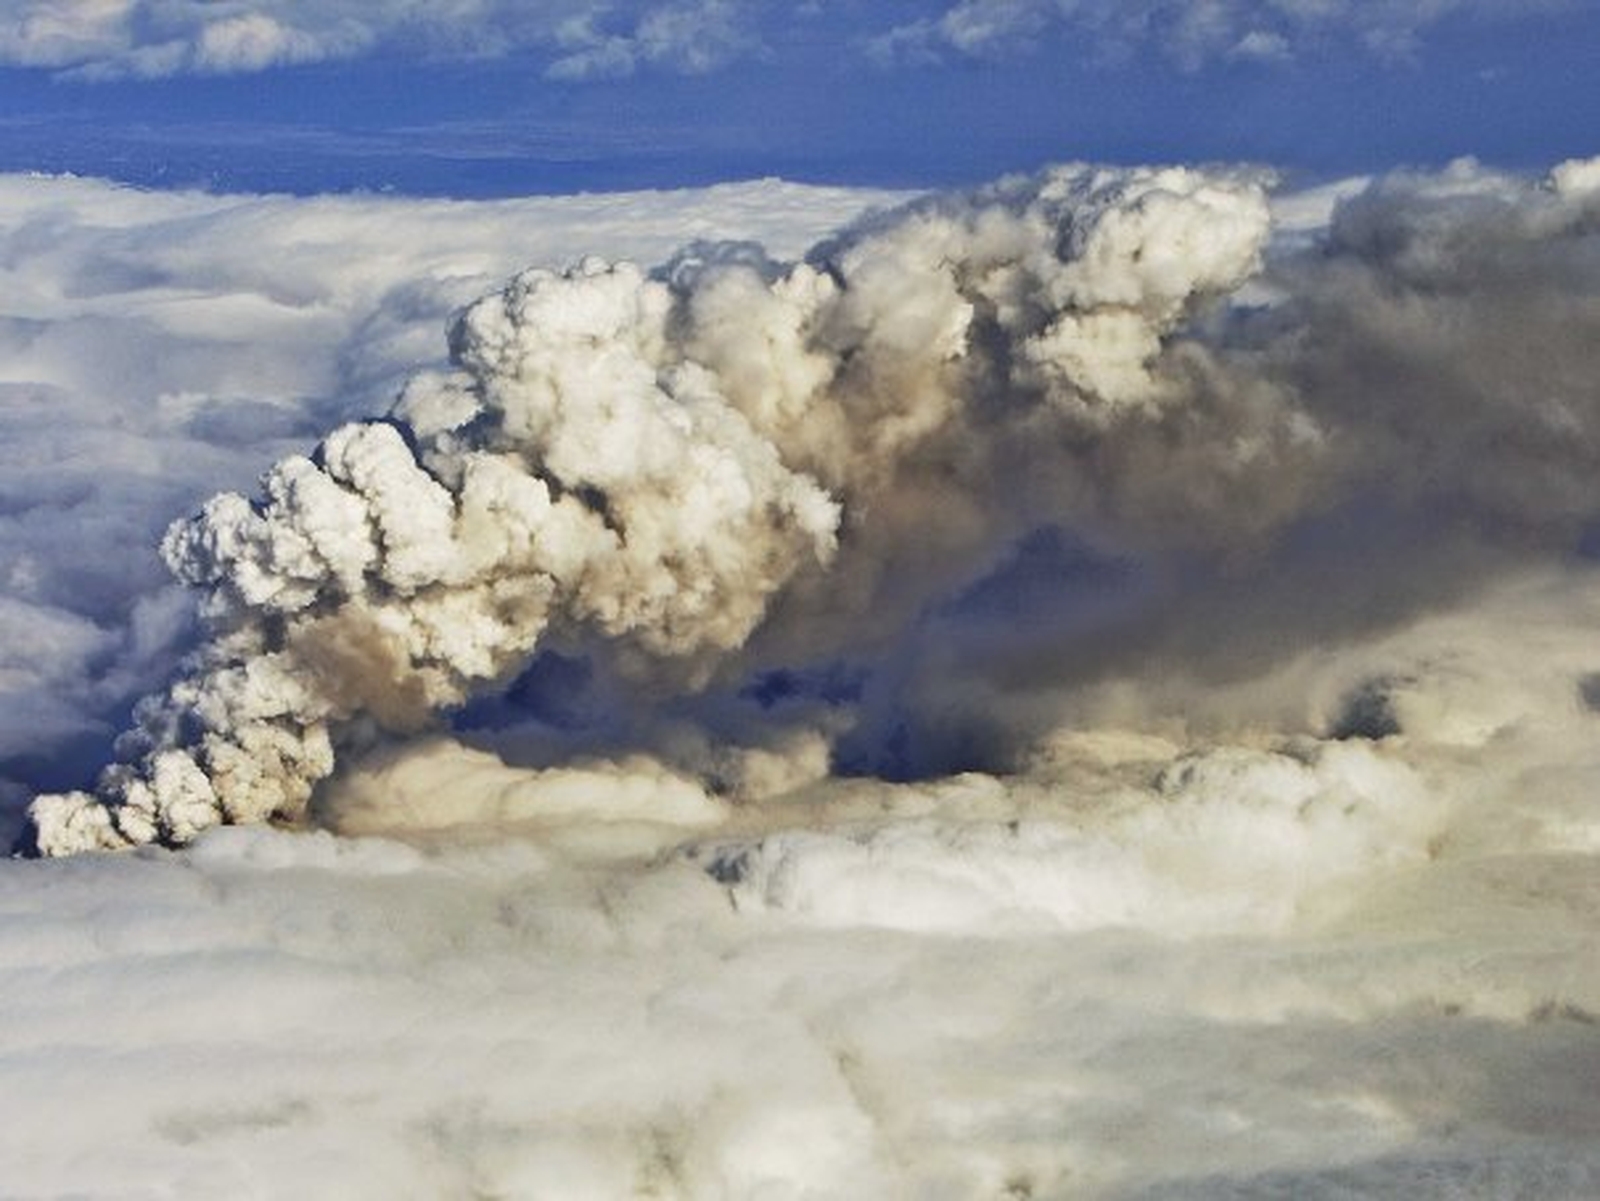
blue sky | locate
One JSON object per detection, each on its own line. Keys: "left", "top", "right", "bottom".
{"left": 1, "top": 0, "right": 1596, "bottom": 195}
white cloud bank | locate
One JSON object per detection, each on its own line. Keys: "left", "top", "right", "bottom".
{"left": 4, "top": 597, "right": 1600, "bottom": 1196}
{"left": 5, "top": 158, "right": 1600, "bottom": 1194}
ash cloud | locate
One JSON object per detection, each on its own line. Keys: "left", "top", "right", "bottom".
{"left": 8, "top": 159, "right": 1600, "bottom": 1199}
{"left": 25, "top": 155, "right": 1600, "bottom": 855}
{"left": 28, "top": 164, "right": 1277, "bottom": 852}
{"left": 0, "top": 172, "right": 892, "bottom": 848}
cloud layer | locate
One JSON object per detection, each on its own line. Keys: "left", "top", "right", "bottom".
{"left": 0, "top": 0, "right": 765, "bottom": 79}
{"left": 5, "top": 577, "right": 1600, "bottom": 1195}
{"left": 6, "top": 158, "right": 1600, "bottom": 1194}
{"left": 0, "top": 0, "right": 1581, "bottom": 78}
{"left": 867, "top": 0, "right": 1579, "bottom": 68}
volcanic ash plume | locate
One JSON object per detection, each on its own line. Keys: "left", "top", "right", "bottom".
{"left": 26, "top": 165, "right": 1279, "bottom": 854}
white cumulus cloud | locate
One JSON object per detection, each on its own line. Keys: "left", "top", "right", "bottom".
{"left": 866, "top": 0, "right": 1580, "bottom": 69}
{"left": 0, "top": 0, "right": 1578, "bottom": 78}
{"left": 0, "top": 0, "right": 768, "bottom": 79}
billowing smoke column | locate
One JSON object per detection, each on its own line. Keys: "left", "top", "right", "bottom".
{"left": 26, "top": 165, "right": 1274, "bottom": 854}
{"left": 36, "top": 157, "right": 1600, "bottom": 857}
